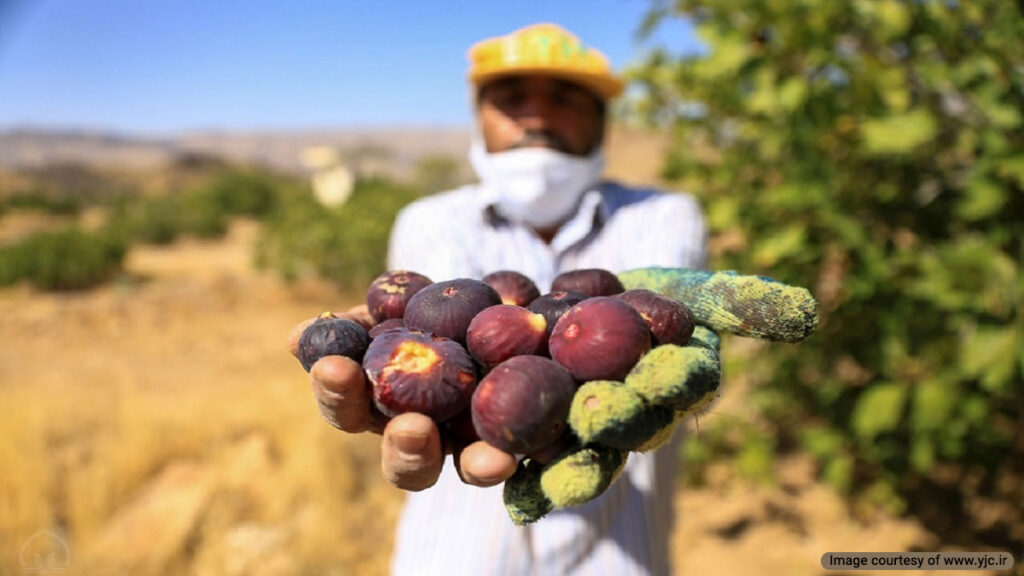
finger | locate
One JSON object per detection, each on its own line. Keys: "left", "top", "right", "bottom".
{"left": 457, "top": 441, "right": 518, "bottom": 487}
{"left": 340, "top": 304, "right": 374, "bottom": 331}
{"left": 310, "top": 355, "right": 377, "bottom": 434}
{"left": 288, "top": 317, "right": 317, "bottom": 358}
{"left": 382, "top": 412, "right": 443, "bottom": 491}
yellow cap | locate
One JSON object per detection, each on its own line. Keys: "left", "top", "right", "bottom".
{"left": 467, "top": 23, "right": 625, "bottom": 101}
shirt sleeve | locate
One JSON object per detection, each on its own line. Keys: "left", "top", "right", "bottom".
{"left": 386, "top": 196, "right": 479, "bottom": 281}
{"left": 665, "top": 192, "right": 709, "bottom": 269}
{"left": 630, "top": 189, "right": 704, "bottom": 268}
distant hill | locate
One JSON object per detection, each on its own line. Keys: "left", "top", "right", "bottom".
{"left": 0, "top": 124, "right": 669, "bottom": 185}
{"left": 0, "top": 126, "right": 473, "bottom": 177}
{"left": 0, "top": 128, "right": 177, "bottom": 171}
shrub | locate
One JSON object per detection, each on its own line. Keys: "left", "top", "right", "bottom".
{"left": 1, "top": 189, "right": 83, "bottom": 216}
{"left": 633, "top": 0, "right": 1022, "bottom": 543}
{"left": 117, "top": 169, "right": 285, "bottom": 245}
{"left": 203, "top": 170, "right": 280, "bottom": 217}
{"left": 125, "top": 195, "right": 183, "bottom": 245}
{"left": 178, "top": 188, "right": 230, "bottom": 239}
{"left": 0, "top": 225, "right": 127, "bottom": 290}
{"left": 256, "top": 178, "right": 423, "bottom": 291}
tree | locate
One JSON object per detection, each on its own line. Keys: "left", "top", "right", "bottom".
{"left": 631, "top": 0, "right": 1023, "bottom": 547}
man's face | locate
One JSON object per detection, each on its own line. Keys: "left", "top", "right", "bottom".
{"left": 476, "top": 75, "right": 605, "bottom": 157}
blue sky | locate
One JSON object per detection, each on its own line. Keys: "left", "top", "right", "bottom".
{"left": 0, "top": 0, "right": 700, "bottom": 134}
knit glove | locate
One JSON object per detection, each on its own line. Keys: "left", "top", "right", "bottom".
{"left": 503, "top": 267, "right": 819, "bottom": 524}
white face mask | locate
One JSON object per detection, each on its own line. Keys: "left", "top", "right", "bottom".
{"left": 470, "top": 140, "right": 605, "bottom": 230}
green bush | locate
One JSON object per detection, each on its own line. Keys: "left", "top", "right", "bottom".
{"left": 203, "top": 170, "right": 280, "bottom": 217}
{"left": 0, "top": 225, "right": 127, "bottom": 290}
{"left": 118, "top": 169, "right": 285, "bottom": 245}
{"left": 178, "top": 188, "right": 230, "bottom": 239}
{"left": 0, "top": 166, "right": 290, "bottom": 292}
{"left": 632, "top": 0, "right": 1022, "bottom": 539}
{"left": 256, "top": 178, "right": 423, "bottom": 291}
{"left": 2, "top": 190, "right": 83, "bottom": 216}
{"left": 124, "top": 195, "right": 183, "bottom": 245}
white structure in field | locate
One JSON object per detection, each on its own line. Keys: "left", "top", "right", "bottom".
{"left": 300, "top": 146, "right": 355, "bottom": 207}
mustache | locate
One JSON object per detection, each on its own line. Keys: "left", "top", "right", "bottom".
{"left": 510, "top": 130, "right": 572, "bottom": 153}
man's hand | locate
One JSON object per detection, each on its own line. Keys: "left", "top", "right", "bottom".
{"left": 288, "top": 305, "right": 516, "bottom": 491}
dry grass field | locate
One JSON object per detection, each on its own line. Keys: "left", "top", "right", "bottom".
{"left": 0, "top": 221, "right": 405, "bottom": 575}
{"left": 0, "top": 127, "right": 1014, "bottom": 575}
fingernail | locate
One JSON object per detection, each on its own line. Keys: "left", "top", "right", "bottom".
{"left": 392, "top": 432, "right": 429, "bottom": 454}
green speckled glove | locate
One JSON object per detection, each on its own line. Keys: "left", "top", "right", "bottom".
{"left": 503, "top": 267, "right": 818, "bottom": 525}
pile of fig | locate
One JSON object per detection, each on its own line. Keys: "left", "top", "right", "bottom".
{"left": 297, "top": 267, "right": 697, "bottom": 457}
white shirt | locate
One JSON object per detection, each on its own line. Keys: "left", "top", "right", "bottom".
{"left": 387, "top": 181, "right": 707, "bottom": 576}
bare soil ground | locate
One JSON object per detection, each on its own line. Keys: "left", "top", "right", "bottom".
{"left": 1, "top": 221, "right": 1016, "bottom": 575}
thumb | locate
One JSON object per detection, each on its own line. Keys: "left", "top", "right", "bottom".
{"left": 381, "top": 412, "right": 443, "bottom": 491}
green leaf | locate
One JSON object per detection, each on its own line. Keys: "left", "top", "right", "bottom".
{"left": 707, "top": 196, "right": 741, "bottom": 230}
{"left": 958, "top": 178, "right": 1006, "bottom": 221}
{"left": 764, "top": 183, "right": 825, "bottom": 211}
{"left": 799, "top": 425, "right": 846, "bottom": 459}
{"left": 973, "top": 86, "right": 1022, "bottom": 129}
{"left": 736, "top": 434, "right": 776, "bottom": 483}
{"left": 876, "top": 0, "right": 911, "bottom": 37}
{"left": 823, "top": 454, "right": 853, "bottom": 494}
{"left": 778, "top": 78, "right": 808, "bottom": 112}
{"left": 909, "top": 436, "right": 935, "bottom": 473}
{"left": 877, "top": 68, "right": 910, "bottom": 113}
{"left": 692, "top": 28, "right": 751, "bottom": 80}
{"left": 995, "top": 155, "right": 1024, "bottom": 188}
{"left": 864, "top": 478, "right": 907, "bottom": 515}
{"left": 860, "top": 109, "right": 937, "bottom": 155}
{"left": 909, "top": 237, "right": 1018, "bottom": 316}
{"left": 852, "top": 383, "right": 908, "bottom": 440}
{"left": 910, "top": 379, "right": 957, "bottom": 432}
{"left": 752, "top": 224, "right": 806, "bottom": 268}
{"left": 961, "top": 325, "right": 1019, "bottom": 396}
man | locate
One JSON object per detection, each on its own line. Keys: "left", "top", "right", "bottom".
{"left": 290, "top": 23, "right": 707, "bottom": 575}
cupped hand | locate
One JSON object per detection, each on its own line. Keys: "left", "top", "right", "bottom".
{"left": 288, "top": 305, "right": 517, "bottom": 491}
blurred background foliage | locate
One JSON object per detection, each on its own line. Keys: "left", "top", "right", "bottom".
{"left": 628, "top": 0, "right": 1023, "bottom": 547}
{"left": 254, "top": 178, "right": 425, "bottom": 293}
{"left": 0, "top": 225, "right": 126, "bottom": 291}
{"left": 0, "top": 168, "right": 288, "bottom": 290}
{"left": 0, "top": 160, "right": 426, "bottom": 294}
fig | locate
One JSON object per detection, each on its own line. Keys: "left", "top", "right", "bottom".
{"left": 549, "top": 297, "right": 651, "bottom": 381}
{"left": 471, "top": 355, "right": 577, "bottom": 455}
{"left": 365, "top": 270, "right": 433, "bottom": 323}
{"left": 443, "top": 407, "right": 480, "bottom": 444}
{"left": 362, "top": 328, "right": 478, "bottom": 422}
{"left": 550, "top": 268, "right": 624, "bottom": 297}
{"left": 296, "top": 311, "right": 372, "bottom": 372}
{"left": 483, "top": 270, "right": 541, "bottom": 307}
{"left": 526, "top": 291, "right": 589, "bottom": 336}
{"left": 614, "top": 288, "right": 695, "bottom": 346}
{"left": 403, "top": 278, "right": 502, "bottom": 345}
{"left": 466, "top": 305, "right": 548, "bottom": 369}
{"left": 368, "top": 318, "right": 405, "bottom": 339}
